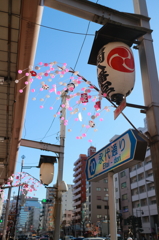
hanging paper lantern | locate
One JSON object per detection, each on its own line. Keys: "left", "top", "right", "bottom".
{"left": 81, "top": 93, "right": 88, "bottom": 103}
{"left": 94, "top": 101, "right": 101, "bottom": 111}
{"left": 40, "top": 163, "right": 54, "bottom": 185}
{"left": 97, "top": 42, "right": 135, "bottom": 104}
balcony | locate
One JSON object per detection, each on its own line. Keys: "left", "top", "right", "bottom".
{"left": 73, "top": 180, "right": 81, "bottom": 188}
{"left": 73, "top": 162, "right": 82, "bottom": 171}
{"left": 148, "top": 189, "right": 155, "bottom": 197}
{"left": 73, "top": 174, "right": 81, "bottom": 182}
{"left": 73, "top": 200, "right": 81, "bottom": 207}
{"left": 73, "top": 187, "right": 81, "bottom": 195}
{"left": 75, "top": 214, "right": 81, "bottom": 220}
{"left": 75, "top": 207, "right": 81, "bottom": 212}
{"left": 73, "top": 193, "right": 81, "bottom": 201}
{"left": 73, "top": 168, "right": 81, "bottom": 177}
{"left": 131, "top": 182, "right": 137, "bottom": 189}
{"left": 145, "top": 161, "right": 152, "bottom": 171}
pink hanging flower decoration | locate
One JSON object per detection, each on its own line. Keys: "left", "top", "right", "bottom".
{"left": 76, "top": 136, "right": 80, "bottom": 139}
{"left": 50, "top": 107, "right": 53, "bottom": 110}
{"left": 18, "top": 70, "right": 22, "bottom": 74}
{"left": 19, "top": 89, "right": 23, "bottom": 93}
{"left": 25, "top": 73, "right": 29, "bottom": 76}
{"left": 88, "top": 95, "right": 91, "bottom": 99}
{"left": 103, "top": 93, "right": 107, "bottom": 97}
{"left": 75, "top": 118, "right": 79, "bottom": 121}
{"left": 68, "top": 107, "right": 73, "bottom": 111}
{"left": 39, "top": 62, "right": 43, "bottom": 66}
{"left": 57, "top": 91, "right": 61, "bottom": 95}
{"left": 40, "top": 88, "right": 43, "bottom": 91}
{"left": 95, "top": 113, "right": 100, "bottom": 117}
{"left": 82, "top": 133, "right": 87, "bottom": 137}
{"left": 44, "top": 73, "right": 49, "bottom": 77}
{"left": 87, "top": 112, "right": 91, "bottom": 116}
{"left": 40, "top": 105, "right": 44, "bottom": 109}
{"left": 88, "top": 139, "right": 93, "bottom": 142}
{"left": 63, "top": 63, "right": 67, "bottom": 66}
{"left": 31, "top": 89, "right": 35, "bottom": 92}
{"left": 62, "top": 104, "right": 65, "bottom": 108}
{"left": 100, "top": 118, "right": 104, "bottom": 121}
{"left": 29, "top": 78, "right": 33, "bottom": 83}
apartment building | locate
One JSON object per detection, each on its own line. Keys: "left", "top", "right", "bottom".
{"left": 45, "top": 188, "right": 56, "bottom": 232}
{"left": 73, "top": 153, "right": 88, "bottom": 223}
{"left": 27, "top": 207, "right": 40, "bottom": 232}
{"left": 62, "top": 184, "right": 74, "bottom": 216}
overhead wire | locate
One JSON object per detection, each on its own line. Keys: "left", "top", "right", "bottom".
{"left": 0, "top": 10, "right": 96, "bottom": 36}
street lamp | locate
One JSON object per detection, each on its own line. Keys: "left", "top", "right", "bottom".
{"left": 38, "top": 155, "right": 57, "bottom": 185}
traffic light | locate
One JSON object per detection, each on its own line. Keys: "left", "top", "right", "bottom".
{"left": 41, "top": 199, "right": 52, "bottom": 203}
{"left": 0, "top": 219, "right": 3, "bottom": 223}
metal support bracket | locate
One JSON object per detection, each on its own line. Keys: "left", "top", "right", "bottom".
{"left": 20, "top": 139, "right": 64, "bottom": 154}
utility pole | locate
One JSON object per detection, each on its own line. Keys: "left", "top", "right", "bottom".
{"left": 133, "top": 0, "right": 159, "bottom": 225}
{"left": 2, "top": 187, "right": 12, "bottom": 240}
{"left": 53, "top": 91, "right": 67, "bottom": 240}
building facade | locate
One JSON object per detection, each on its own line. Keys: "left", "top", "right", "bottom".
{"left": 73, "top": 153, "right": 87, "bottom": 223}
{"left": 115, "top": 120, "right": 158, "bottom": 239}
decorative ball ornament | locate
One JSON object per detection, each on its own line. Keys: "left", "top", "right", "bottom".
{"left": 35, "top": 66, "right": 40, "bottom": 70}
{"left": 42, "top": 84, "right": 49, "bottom": 90}
{"left": 15, "top": 80, "right": 19, "bottom": 83}
{"left": 89, "top": 120, "right": 95, "bottom": 128}
{"left": 97, "top": 42, "right": 135, "bottom": 104}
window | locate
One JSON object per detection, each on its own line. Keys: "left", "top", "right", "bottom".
{"left": 138, "top": 173, "right": 144, "bottom": 181}
{"left": 97, "top": 215, "right": 102, "bottom": 219}
{"left": 120, "top": 171, "right": 126, "bottom": 178}
{"left": 116, "top": 188, "right": 118, "bottom": 192}
{"left": 115, "top": 177, "right": 117, "bottom": 181}
{"left": 104, "top": 205, "right": 109, "bottom": 209}
{"left": 151, "top": 199, "right": 156, "bottom": 204}
{"left": 122, "top": 194, "right": 127, "bottom": 200}
{"left": 96, "top": 187, "right": 101, "bottom": 191}
{"left": 97, "top": 196, "right": 101, "bottom": 200}
{"left": 121, "top": 182, "right": 127, "bottom": 189}
{"left": 89, "top": 187, "right": 91, "bottom": 193}
{"left": 89, "top": 204, "right": 91, "bottom": 211}
{"left": 104, "top": 188, "right": 108, "bottom": 192}
{"left": 123, "top": 206, "right": 128, "bottom": 212}
{"left": 141, "top": 199, "right": 147, "bottom": 206}
{"left": 97, "top": 205, "right": 101, "bottom": 209}
{"left": 142, "top": 216, "right": 149, "bottom": 223}
{"left": 104, "top": 178, "right": 108, "bottom": 183}
{"left": 89, "top": 196, "right": 91, "bottom": 202}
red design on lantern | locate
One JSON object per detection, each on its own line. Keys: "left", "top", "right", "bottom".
{"left": 107, "top": 47, "right": 134, "bottom": 73}
{"left": 30, "top": 71, "right": 37, "bottom": 76}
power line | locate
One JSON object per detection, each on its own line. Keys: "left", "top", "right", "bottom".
{"left": 73, "top": 21, "right": 91, "bottom": 71}
{"left": 41, "top": 105, "right": 61, "bottom": 141}
{"left": 8, "top": 12, "right": 95, "bottom": 36}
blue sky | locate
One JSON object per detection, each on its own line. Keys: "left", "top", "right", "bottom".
{"left": 11, "top": 0, "right": 159, "bottom": 200}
